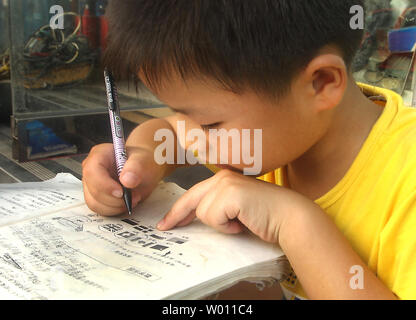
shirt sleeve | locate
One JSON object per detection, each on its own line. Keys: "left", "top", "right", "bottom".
{"left": 378, "top": 189, "right": 416, "bottom": 300}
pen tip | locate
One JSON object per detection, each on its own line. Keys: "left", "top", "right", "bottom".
{"left": 122, "top": 187, "right": 133, "bottom": 216}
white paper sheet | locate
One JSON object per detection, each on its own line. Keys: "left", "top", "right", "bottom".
{"left": 0, "top": 173, "right": 84, "bottom": 226}
{"left": 0, "top": 175, "right": 285, "bottom": 300}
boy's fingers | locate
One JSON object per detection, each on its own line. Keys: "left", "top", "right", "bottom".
{"left": 176, "top": 210, "right": 197, "bottom": 227}
{"left": 204, "top": 197, "right": 245, "bottom": 234}
{"left": 82, "top": 162, "right": 125, "bottom": 206}
{"left": 194, "top": 188, "right": 244, "bottom": 234}
{"left": 83, "top": 183, "right": 126, "bottom": 216}
{"left": 157, "top": 177, "right": 217, "bottom": 230}
{"left": 211, "top": 219, "right": 245, "bottom": 235}
{"left": 119, "top": 153, "right": 152, "bottom": 189}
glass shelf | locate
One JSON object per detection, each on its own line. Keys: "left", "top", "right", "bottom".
{"left": 7, "top": 0, "right": 166, "bottom": 161}
{"left": 7, "top": 0, "right": 416, "bottom": 161}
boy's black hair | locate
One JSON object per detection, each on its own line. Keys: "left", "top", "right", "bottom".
{"left": 104, "top": 0, "right": 364, "bottom": 99}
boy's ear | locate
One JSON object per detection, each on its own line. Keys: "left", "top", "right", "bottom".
{"left": 300, "top": 53, "right": 348, "bottom": 112}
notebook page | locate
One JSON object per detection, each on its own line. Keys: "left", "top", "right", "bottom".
{"left": 0, "top": 173, "right": 85, "bottom": 227}
{"left": 0, "top": 182, "right": 284, "bottom": 299}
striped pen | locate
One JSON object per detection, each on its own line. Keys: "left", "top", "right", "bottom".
{"left": 104, "top": 68, "right": 133, "bottom": 215}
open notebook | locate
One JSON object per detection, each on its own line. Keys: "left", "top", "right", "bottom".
{"left": 0, "top": 173, "right": 290, "bottom": 300}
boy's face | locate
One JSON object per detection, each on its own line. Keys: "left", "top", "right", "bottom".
{"left": 141, "top": 72, "right": 334, "bottom": 175}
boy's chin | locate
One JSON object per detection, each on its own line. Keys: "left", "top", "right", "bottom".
{"left": 215, "top": 164, "right": 265, "bottom": 177}
{"left": 215, "top": 164, "right": 239, "bottom": 171}
{"left": 215, "top": 164, "right": 243, "bottom": 172}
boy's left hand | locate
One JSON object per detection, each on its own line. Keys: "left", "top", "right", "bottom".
{"left": 157, "top": 169, "right": 313, "bottom": 244}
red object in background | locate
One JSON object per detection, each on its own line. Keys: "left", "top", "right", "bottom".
{"left": 100, "top": 16, "right": 108, "bottom": 50}
{"left": 82, "top": 4, "right": 98, "bottom": 49}
{"left": 74, "top": 15, "right": 81, "bottom": 34}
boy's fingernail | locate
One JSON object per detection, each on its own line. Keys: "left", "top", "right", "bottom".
{"left": 112, "top": 190, "right": 123, "bottom": 198}
{"left": 157, "top": 219, "right": 165, "bottom": 230}
{"left": 121, "top": 172, "right": 138, "bottom": 186}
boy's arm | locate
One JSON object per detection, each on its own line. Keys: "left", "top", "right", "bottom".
{"left": 125, "top": 116, "right": 181, "bottom": 180}
{"left": 123, "top": 114, "right": 198, "bottom": 181}
{"left": 157, "top": 170, "right": 399, "bottom": 300}
{"left": 136, "top": 118, "right": 397, "bottom": 299}
{"left": 125, "top": 113, "right": 199, "bottom": 174}
{"left": 279, "top": 205, "right": 398, "bottom": 300}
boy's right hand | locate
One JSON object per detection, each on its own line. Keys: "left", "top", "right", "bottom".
{"left": 82, "top": 143, "right": 163, "bottom": 216}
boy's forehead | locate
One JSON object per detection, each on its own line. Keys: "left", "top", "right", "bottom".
{"left": 139, "top": 72, "right": 222, "bottom": 97}
{"left": 137, "top": 71, "right": 280, "bottom": 121}
{"left": 139, "top": 73, "right": 248, "bottom": 114}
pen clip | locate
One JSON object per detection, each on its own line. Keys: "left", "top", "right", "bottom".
{"left": 104, "top": 68, "right": 117, "bottom": 111}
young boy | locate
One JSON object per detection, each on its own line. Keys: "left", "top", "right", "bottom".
{"left": 82, "top": 0, "right": 415, "bottom": 299}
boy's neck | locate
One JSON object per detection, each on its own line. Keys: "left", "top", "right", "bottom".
{"left": 286, "top": 80, "right": 384, "bottom": 201}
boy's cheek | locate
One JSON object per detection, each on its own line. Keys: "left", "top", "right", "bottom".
{"left": 181, "top": 126, "right": 295, "bottom": 174}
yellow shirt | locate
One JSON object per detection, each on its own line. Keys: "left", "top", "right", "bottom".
{"left": 259, "top": 83, "right": 416, "bottom": 300}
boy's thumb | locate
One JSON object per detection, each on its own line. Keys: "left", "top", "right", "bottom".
{"left": 119, "top": 159, "right": 142, "bottom": 188}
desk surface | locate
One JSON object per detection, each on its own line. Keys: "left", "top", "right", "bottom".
{"left": 0, "top": 124, "right": 213, "bottom": 188}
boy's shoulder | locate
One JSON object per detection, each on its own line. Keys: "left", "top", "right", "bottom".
{"left": 360, "top": 83, "right": 416, "bottom": 147}
{"left": 366, "top": 84, "right": 416, "bottom": 194}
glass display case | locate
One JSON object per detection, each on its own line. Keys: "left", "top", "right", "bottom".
{"left": 353, "top": 0, "right": 416, "bottom": 106}
{"left": 7, "top": 0, "right": 166, "bottom": 162}
{"left": 6, "top": 0, "right": 416, "bottom": 162}
{"left": 0, "top": 0, "right": 11, "bottom": 124}
{"left": 0, "top": 0, "right": 8, "bottom": 54}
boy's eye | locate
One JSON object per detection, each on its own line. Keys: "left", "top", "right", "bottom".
{"left": 201, "top": 122, "right": 222, "bottom": 130}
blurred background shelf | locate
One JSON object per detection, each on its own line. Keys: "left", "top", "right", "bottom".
{"left": 3, "top": 0, "right": 416, "bottom": 163}
{"left": 16, "top": 83, "right": 166, "bottom": 119}
{"left": 1, "top": 0, "right": 172, "bottom": 162}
